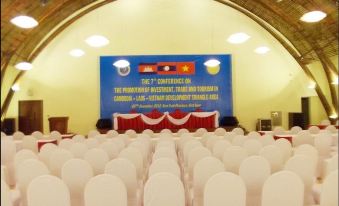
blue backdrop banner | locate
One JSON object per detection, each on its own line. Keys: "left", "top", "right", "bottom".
{"left": 100, "top": 54, "right": 233, "bottom": 120}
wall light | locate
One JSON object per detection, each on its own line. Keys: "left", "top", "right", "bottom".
{"left": 300, "top": 11, "right": 327, "bottom": 23}
{"left": 329, "top": 113, "right": 338, "bottom": 119}
{"left": 85, "top": 35, "right": 109, "bottom": 47}
{"left": 113, "top": 60, "right": 130, "bottom": 68}
{"left": 254, "top": 46, "right": 270, "bottom": 54}
{"left": 11, "top": 84, "right": 20, "bottom": 92}
{"left": 15, "top": 62, "right": 33, "bottom": 71}
{"left": 69, "top": 49, "right": 85, "bottom": 57}
{"left": 204, "top": 59, "right": 220, "bottom": 67}
{"left": 308, "top": 82, "right": 316, "bottom": 89}
{"left": 331, "top": 76, "right": 338, "bottom": 85}
{"left": 227, "top": 32, "right": 250, "bottom": 44}
{"left": 10, "top": 15, "right": 39, "bottom": 29}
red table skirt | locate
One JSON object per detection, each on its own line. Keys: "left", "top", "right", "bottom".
{"left": 273, "top": 135, "right": 292, "bottom": 143}
{"left": 37, "top": 139, "right": 58, "bottom": 151}
{"left": 309, "top": 125, "right": 339, "bottom": 130}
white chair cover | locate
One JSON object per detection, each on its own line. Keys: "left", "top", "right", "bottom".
{"left": 100, "top": 141, "right": 119, "bottom": 159}
{"left": 260, "top": 135, "right": 275, "bottom": 146}
{"left": 22, "top": 136, "right": 38, "bottom": 153}
{"left": 39, "top": 143, "right": 58, "bottom": 165}
{"left": 308, "top": 126, "right": 320, "bottom": 134}
{"left": 69, "top": 142, "right": 88, "bottom": 158}
{"left": 125, "top": 129, "right": 137, "bottom": 138}
{"left": 149, "top": 158, "right": 180, "bottom": 178}
{"left": 31, "top": 131, "right": 44, "bottom": 139}
{"left": 232, "top": 127, "right": 244, "bottom": 135}
{"left": 223, "top": 146, "right": 248, "bottom": 174}
{"left": 320, "top": 170, "right": 338, "bottom": 206}
{"left": 27, "top": 175, "right": 71, "bottom": 206}
{"left": 195, "top": 128, "right": 208, "bottom": 137}
{"left": 1, "top": 180, "right": 13, "bottom": 206}
{"left": 290, "top": 126, "right": 302, "bottom": 134}
{"left": 204, "top": 172, "right": 246, "bottom": 206}
{"left": 87, "top": 130, "right": 100, "bottom": 138}
{"left": 106, "top": 130, "right": 119, "bottom": 138}
{"left": 72, "top": 135, "right": 86, "bottom": 142}
{"left": 84, "top": 138, "right": 99, "bottom": 149}
{"left": 259, "top": 145, "right": 284, "bottom": 173}
{"left": 84, "top": 148, "right": 109, "bottom": 175}
{"left": 188, "top": 147, "right": 212, "bottom": 177}
{"left": 119, "top": 147, "right": 144, "bottom": 179}
{"left": 13, "top": 131, "right": 25, "bottom": 140}
{"left": 49, "top": 148, "right": 74, "bottom": 176}
{"left": 212, "top": 140, "right": 231, "bottom": 160}
{"left": 214, "top": 128, "right": 226, "bottom": 136}
{"left": 273, "top": 138, "right": 292, "bottom": 162}
{"left": 59, "top": 138, "right": 75, "bottom": 150}
{"left": 232, "top": 135, "right": 247, "bottom": 146}
{"left": 243, "top": 139, "right": 262, "bottom": 156}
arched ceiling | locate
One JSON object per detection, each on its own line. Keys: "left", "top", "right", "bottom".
{"left": 1, "top": 0, "right": 338, "bottom": 119}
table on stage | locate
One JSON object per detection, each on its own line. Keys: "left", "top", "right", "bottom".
{"left": 113, "top": 109, "right": 219, "bottom": 131}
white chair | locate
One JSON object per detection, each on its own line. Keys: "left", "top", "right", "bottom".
{"left": 259, "top": 145, "right": 284, "bottom": 173}
{"left": 13, "top": 131, "right": 25, "bottom": 140}
{"left": 39, "top": 143, "right": 58, "bottom": 164}
{"left": 158, "top": 133, "right": 173, "bottom": 142}
{"left": 212, "top": 140, "right": 231, "bottom": 160}
{"left": 261, "top": 171, "right": 304, "bottom": 206}
{"left": 323, "top": 154, "right": 338, "bottom": 178}
{"left": 193, "top": 157, "right": 224, "bottom": 206}
{"left": 14, "top": 149, "right": 38, "bottom": 171}
{"left": 17, "top": 159, "right": 50, "bottom": 206}
{"left": 1, "top": 140, "right": 16, "bottom": 185}
{"left": 247, "top": 131, "right": 261, "bottom": 139}
{"left": 206, "top": 135, "right": 221, "bottom": 152}
{"left": 129, "top": 141, "right": 148, "bottom": 164}
{"left": 224, "top": 131, "right": 237, "bottom": 142}
{"left": 160, "top": 128, "right": 172, "bottom": 134}
{"left": 153, "top": 148, "right": 177, "bottom": 162}
{"left": 142, "top": 129, "right": 154, "bottom": 138}
{"left": 84, "top": 138, "right": 99, "bottom": 149}
{"left": 84, "top": 174, "right": 127, "bottom": 206}
{"left": 69, "top": 142, "right": 88, "bottom": 158}
{"left": 72, "top": 135, "right": 86, "bottom": 142}
{"left": 119, "top": 147, "right": 144, "bottom": 179}
{"left": 111, "top": 138, "right": 126, "bottom": 152}
{"left": 155, "top": 141, "right": 176, "bottom": 152}
{"left": 314, "top": 134, "right": 332, "bottom": 157}
{"left": 1, "top": 180, "right": 13, "bottom": 206}
{"left": 195, "top": 128, "right": 208, "bottom": 137}
{"left": 293, "top": 131, "right": 314, "bottom": 147}
{"left": 59, "top": 138, "right": 75, "bottom": 150}
{"left": 214, "top": 128, "right": 226, "bottom": 136}
{"left": 325, "top": 125, "right": 337, "bottom": 134}
{"left": 1, "top": 131, "right": 6, "bottom": 138}
{"left": 105, "top": 158, "right": 138, "bottom": 206}
{"left": 61, "top": 159, "right": 93, "bottom": 206}
{"left": 27, "top": 175, "right": 71, "bottom": 206}
{"left": 239, "top": 156, "right": 271, "bottom": 206}
{"left": 260, "top": 135, "right": 275, "bottom": 146}
{"left": 223, "top": 146, "right": 248, "bottom": 174}
{"left": 100, "top": 141, "right": 119, "bottom": 159}
{"left": 149, "top": 158, "right": 180, "bottom": 178}
{"left": 22, "top": 136, "right": 38, "bottom": 153}
{"left": 117, "top": 134, "right": 131, "bottom": 146}
{"left": 232, "top": 135, "right": 247, "bottom": 146}
{"left": 87, "top": 130, "right": 100, "bottom": 138}
{"left": 49, "top": 148, "right": 74, "bottom": 176}
{"left": 106, "top": 130, "right": 119, "bottom": 138}
{"left": 84, "top": 148, "right": 109, "bottom": 175}
{"left": 204, "top": 172, "right": 246, "bottom": 206}
{"left": 50, "top": 131, "right": 62, "bottom": 143}
{"left": 284, "top": 155, "right": 316, "bottom": 205}
{"left": 290, "top": 126, "right": 302, "bottom": 134}
{"left": 188, "top": 147, "right": 212, "bottom": 177}
{"left": 183, "top": 140, "right": 203, "bottom": 165}
{"left": 94, "top": 134, "right": 107, "bottom": 143}
{"left": 232, "top": 127, "right": 244, "bottom": 135}
{"left": 243, "top": 139, "right": 262, "bottom": 156}
{"left": 144, "top": 173, "right": 185, "bottom": 206}
{"left": 294, "top": 144, "right": 318, "bottom": 169}
{"left": 273, "top": 126, "right": 286, "bottom": 135}
{"left": 273, "top": 138, "right": 292, "bottom": 162}
{"left": 308, "top": 126, "right": 320, "bottom": 134}
{"left": 320, "top": 119, "right": 331, "bottom": 126}
{"left": 178, "top": 128, "right": 190, "bottom": 136}
{"left": 319, "top": 170, "right": 338, "bottom": 206}
{"left": 125, "top": 129, "right": 137, "bottom": 138}
{"left": 31, "top": 131, "right": 44, "bottom": 139}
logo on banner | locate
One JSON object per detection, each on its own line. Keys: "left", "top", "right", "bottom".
{"left": 137, "top": 62, "right": 195, "bottom": 75}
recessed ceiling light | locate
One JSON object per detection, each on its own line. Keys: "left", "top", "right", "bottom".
{"left": 254, "top": 46, "right": 270, "bottom": 54}
{"left": 227, "top": 32, "right": 250, "bottom": 44}
{"left": 300, "top": 11, "right": 327, "bottom": 23}
{"left": 85, "top": 35, "right": 109, "bottom": 47}
{"left": 204, "top": 59, "right": 220, "bottom": 67}
{"left": 113, "top": 60, "right": 130, "bottom": 68}
{"left": 11, "top": 84, "right": 20, "bottom": 92}
{"left": 69, "top": 49, "right": 85, "bottom": 57}
{"left": 10, "top": 15, "right": 38, "bottom": 29}
{"left": 15, "top": 62, "right": 33, "bottom": 71}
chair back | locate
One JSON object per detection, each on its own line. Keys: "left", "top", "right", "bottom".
{"left": 118, "top": 147, "right": 144, "bottom": 179}
{"left": 243, "top": 139, "right": 262, "bottom": 155}
{"left": 14, "top": 149, "right": 38, "bottom": 170}
{"left": 22, "top": 136, "right": 38, "bottom": 153}
{"left": 308, "top": 126, "right": 320, "bottom": 134}
{"left": 259, "top": 145, "right": 284, "bottom": 173}
{"left": 214, "top": 128, "right": 226, "bottom": 136}
{"left": 39, "top": 143, "right": 58, "bottom": 165}
{"left": 223, "top": 146, "right": 248, "bottom": 174}
{"left": 27, "top": 175, "right": 71, "bottom": 206}
{"left": 59, "top": 138, "right": 75, "bottom": 150}
{"left": 69, "top": 142, "right": 88, "bottom": 158}
{"left": 84, "top": 148, "right": 109, "bottom": 175}
{"left": 232, "top": 127, "right": 244, "bottom": 135}
{"left": 290, "top": 126, "right": 302, "bottom": 134}
{"left": 320, "top": 170, "right": 338, "bottom": 206}
{"left": 49, "top": 148, "right": 74, "bottom": 176}
{"left": 273, "top": 138, "right": 292, "bottom": 162}
{"left": 106, "top": 130, "right": 119, "bottom": 138}
{"left": 31, "top": 131, "right": 44, "bottom": 139}
{"left": 260, "top": 135, "right": 275, "bottom": 146}
{"left": 72, "top": 135, "right": 85, "bottom": 142}
{"left": 232, "top": 135, "right": 247, "bottom": 146}
{"left": 212, "top": 140, "right": 231, "bottom": 160}
{"left": 100, "top": 141, "right": 119, "bottom": 159}
{"left": 13, "top": 131, "right": 25, "bottom": 140}
{"left": 87, "top": 130, "right": 100, "bottom": 138}
{"left": 188, "top": 147, "right": 212, "bottom": 176}
{"left": 153, "top": 147, "right": 177, "bottom": 162}
{"left": 1, "top": 180, "right": 13, "bottom": 206}
{"left": 84, "top": 138, "right": 99, "bottom": 149}
{"left": 149, "top": 158, "right": 180, "bottom": 178}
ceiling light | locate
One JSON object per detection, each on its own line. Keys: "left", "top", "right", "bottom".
{"left": 113, "top": 60, "right": 130, "bottom": 68}
{"left": 227, "top": 32, "right": 250, "bottom": 44}
{"left": 69, "top": 49, "right": 85, "bottom": 57}
{"left": 308, "top": 82, "right": 316, "bottom": 89}
{"left": 254, "top": 46, "right": 270, "bottom": 54}
{"left": 300, "top": 11, "right": 327, "bottom": 23}
{"left": 204, "top": 59, "right": 220, "bottom": 67}
{"left": 11, "top": 84, "right": 20, "bottom": 92}
{"left": 331, "top": 76, "right": 338, "bottom": 85}
{"left": 10, "top": 15, "right": 38, "bottom": 29}
{"left": 15, "top": 62, "right": 33, "bottom": 71}
{"left": 329, "top": 113, "right": 338, "bottom": 119}
{"left": 85, "top": 35, "right": 109, "bottom": 47}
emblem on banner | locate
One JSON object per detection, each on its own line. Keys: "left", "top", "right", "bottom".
{"left": 113, "top": 60, "right": 131, "bottom": 76}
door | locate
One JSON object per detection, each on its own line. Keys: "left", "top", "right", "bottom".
{"left": 19, "top": 100, "right": 43, "bottom": 135}
{"left": 301, "top": 97, "right": 310, "bottom": 129}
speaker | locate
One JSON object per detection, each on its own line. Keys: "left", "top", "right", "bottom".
{"left": 2, "top": 118, "right": 15, "bottom": 135}
{"left": 289, "top": 112, "right": 305, "bottom": 129}
{"left": 257, "top": 119, "right": 272, "bottom": 131}
{"left": 96, "top": 119, "right": 112, "bottom": 129}
{"left": 220, "top": 116, "right": 239, "bottom": 127}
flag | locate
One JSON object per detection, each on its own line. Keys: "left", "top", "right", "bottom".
{"left": 157, "top": 62, "right": 177, "bottom": 75}
{"left": 177, "top": 62, "right": 195, "bottom": 75}
{"left": 138, "top": 63, "right": 157, "bottom": 74}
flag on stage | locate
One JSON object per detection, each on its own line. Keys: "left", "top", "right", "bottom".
{"left": 138, "top": 63, "right": 157, "bottom": 74}
{"left": 177, "top": 62, "right": 195, "bottom": 75}
{"left": 157, "top": 62, "right": 177, "bottom": 75}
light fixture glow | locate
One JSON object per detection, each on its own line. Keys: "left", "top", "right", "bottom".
{"left": 11, "top": 84, "right": 20, "bottom": 92}
{"left": 69, "top": 49, "right": 85, "bottom": 57}
{"left": 15, "top": 62, "right": 33, "bottom": 71}
{"left": 308, "top": 82, "right": 316, "bottom": 89}
{"left": 10, "top": 15, "right": 38, "bottom": 29}
{"left": 113, "top": 60, "right": 130, "bottom": 68}
{"left": 329, "top": 114, "right": 338, "bottom": 119}
{"left": 300, "top": 11, "right": 327, "bottom": 23}
{"left": 204, "top": 59, "right": 220, "bottom": 67}
{"left": 254, "top": 46, "right": 270, "bottom": 54}
{"left": 227, "top": 32, "right": 250, "bottom": 44}
{"left": 331, "top": 76, "right": 338, "bottom": 85}
{"left": 85, "top": 35, "right": 109, "bottom": 47}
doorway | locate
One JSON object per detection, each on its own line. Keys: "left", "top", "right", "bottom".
{"left": 19, "top": 100, "right": 43, "bottom": 135}
{"left": 301, "top": 97, "right": 310, "bottom": 129}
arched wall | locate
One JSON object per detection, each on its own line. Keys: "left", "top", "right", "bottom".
{"left": 5, "top": 0, "right": 322, "bottom": 134}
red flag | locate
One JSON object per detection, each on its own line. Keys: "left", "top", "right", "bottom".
{"left": 138, "top": 63, "right": 157, "bottom": 74}
{"left": 177, "top": 62, "right": 195, "bottom": 75}
{"left": 157, "top": 62, "right": 177, "bottom": 75}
